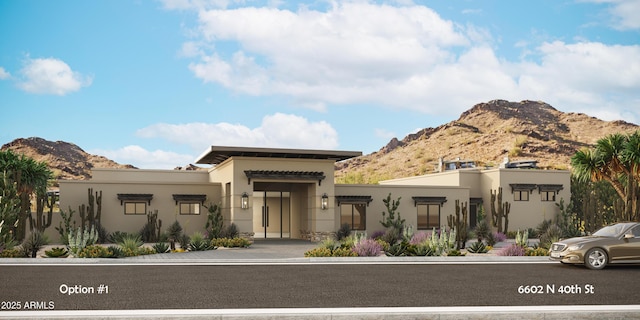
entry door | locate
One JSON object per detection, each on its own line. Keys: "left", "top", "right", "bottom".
{"left": 256, "top": 192, "right": 290, "bottom": 238}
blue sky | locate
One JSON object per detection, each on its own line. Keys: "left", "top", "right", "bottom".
{"left": 1, "top": 0, "right": 639, "bottom": 169}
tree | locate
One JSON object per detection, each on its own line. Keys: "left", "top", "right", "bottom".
{"left": 0, "top": 150, "right": 53, "bottom": 240}
{"left": 571, "top": 131, "right": 640, "bottom": 222}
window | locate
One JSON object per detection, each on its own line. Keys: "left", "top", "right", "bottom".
{"left": 179, "top": 202, "right": 201, "bottom": 215}
{"left": 124, "top": 202, "right": 146, "bottom": 215}
{"left": 340, "top": 203, "right": 367, "bottom": 230}
{"left": 541, "top": 191, "right": 556, "bottom": 201}
{"left": 514, "top": 190, "right": 529, "bottom": 201}
{"left": 417, "top": 204, "right": 440, "bottom": 229}
{"left": 117, "top": 194, "right": 153, "bottom": 215}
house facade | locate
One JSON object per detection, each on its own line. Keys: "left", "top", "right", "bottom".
{"left": 53, "top": 146, "right": 570, "bottom": 243}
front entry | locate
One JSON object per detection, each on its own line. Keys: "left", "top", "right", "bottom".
{"left": 252, "top": 190, "right": 291, "bottom": 239}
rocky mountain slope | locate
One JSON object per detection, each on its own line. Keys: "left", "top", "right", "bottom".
{"left": 335, "top": 100, "right": 639, "bottom": 183}
{"left": 1, "top": 137, "right": 136, "bottom": 180}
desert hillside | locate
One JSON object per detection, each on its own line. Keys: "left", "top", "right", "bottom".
{"left": 335, "top": 100, "right": 639, "bottom": 183}
{"left": 1, "top": 137, "right": 136, "bottom": 180}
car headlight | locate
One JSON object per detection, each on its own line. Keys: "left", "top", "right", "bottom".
{"left": 567, "top": 244, "right": 584, "bottom": 251}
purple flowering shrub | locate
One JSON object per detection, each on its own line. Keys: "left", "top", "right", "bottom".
{"left": 496, "top": 244, "right": 525, "bottom": 256}
{"left": 352, "top": 238, "right": 383, "bottom": 257}
{"left": 369, "top": 230, "right": 386, "bottom": 240}
{"left": 409, "top": 231, "right": 430, "bottom": 245}
{"left": 493, "top": 232, "right": 507, "bottom": 243}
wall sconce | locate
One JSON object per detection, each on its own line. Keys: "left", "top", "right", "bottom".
{"left": 241, "top": 192, "right": 249, "bottom": 210}
{"left": 321, "top": 193, "right": 329, "bottom": 210}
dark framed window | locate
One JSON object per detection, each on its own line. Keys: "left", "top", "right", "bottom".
{"left": 540, "top": 191, "right": 556, "bottom": 202}
{"left": 417, "top": 203, "right": 440, "bottom": 229}
{"left": 124, "top": 202, "right": 146, "bottom": 215}
{"left": 179, "top": 202, "right": 201, "bottom": 215}
{"left": 340, "top": 203, "right": 367, "bottom": 230}
{"left": 514, "top": 190, "right": 529, "bottom": 201}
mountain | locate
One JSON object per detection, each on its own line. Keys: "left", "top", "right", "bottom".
{"left": 1, "top": 137, "right": 137, "bottom": 180}
{"left": 335, "top": 100, "right": 639, "bottom": 183}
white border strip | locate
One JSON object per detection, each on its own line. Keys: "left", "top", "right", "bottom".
{"left": 2, "top": 305, "right": 640, "bottom": 317}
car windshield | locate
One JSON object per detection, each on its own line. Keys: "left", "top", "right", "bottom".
{"left": 592, "top": 224, "right": 628, "bottom": 237}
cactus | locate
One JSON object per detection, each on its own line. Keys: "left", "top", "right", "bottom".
{"left": 78, "top": 188, "right": 103, "bottom": 233}
{"left": 447, "top": 200, "right": 469, "bottom": 250}
{"left": 67, "top": 225, "right": 98, "bottom": 256}
{"left": 30, "top": 190, "right": 55, "bottom": 233}
{"left": 380, "top": 193, "right": 404, "bottom": 232}
{"left": 490, "top": 187, "right": 511, "bottom": 234}
{"left": 140, "top": 210, "right": 162, "bottom": 242}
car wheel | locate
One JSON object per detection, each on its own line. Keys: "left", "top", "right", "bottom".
{"left": 585, "top": 248, "right": 608, "bottom": 270}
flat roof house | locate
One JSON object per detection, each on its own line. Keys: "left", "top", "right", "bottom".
{"left": 55, "top": 146, "right": 570, "bottom": 243}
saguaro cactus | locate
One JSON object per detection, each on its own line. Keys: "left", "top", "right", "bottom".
{"left": 447, "top": 200, "right": 468, "bottom": 250}
{"left": 79, "top": 188, "right": 102, "bottom": 232}
{"left": 490, "top": 187, "right": 511, "bottom": 234}
{"left": 31, "top": 190, "right": 55, "bottom": 232}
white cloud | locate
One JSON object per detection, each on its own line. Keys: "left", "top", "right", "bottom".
{"left": 18, "top": 57, "right": 92, "bottom": 95}
{"left": 136, "top": 113, "right": 339, "bottom": 151}
{"left": 0, "top": 67, "right": 10, "bottom": 80}
{"left": 89, "top": 145, "right": 195, "bottom": 170}
{"left": 174, "top": 2, "right": 640, "bottom": 123}
{"left": 587, "top": 0, "right": 640, "bottom": 30}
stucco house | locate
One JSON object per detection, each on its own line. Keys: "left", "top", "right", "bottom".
{"left": 55, "top": 146, "right": 570, "bottom": 242}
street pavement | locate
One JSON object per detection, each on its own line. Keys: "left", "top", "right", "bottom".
{"left": 1, "top": 239, "right": 639, "bottom": 319}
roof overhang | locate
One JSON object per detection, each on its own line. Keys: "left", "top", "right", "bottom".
{"left": 195, "top": 146, "right": 362, "bottom": 165}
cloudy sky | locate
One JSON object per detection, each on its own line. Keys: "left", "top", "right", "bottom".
{"left": 1, "top": 0, "right": 639, "bottom": 169}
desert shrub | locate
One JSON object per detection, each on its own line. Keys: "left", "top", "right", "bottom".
{"left": 210, "top": 237, "right": 251, "bottom": 248}
{"left": 108, "top": 231, "right": 136, "bottom": 244}
{"left": 374, "top": 239, "right": 389, "bottom": 252}
{"left": 474, "top": 219, "right": 491, "bottom": 243}
{"left": 220, "top": 223, "right": 239, "bottom": 239}
{"left": 335, "top": 223, "right": 352, "bottom": 241}
{"left": 108, "top": 245, "right": 123, "bottom": 258}
{"left": 493, "top": 232, "right": 507, "bottom": 243}
{"left": 178, "top": 234, "right": 190, "bottom": 250}
{"left": 0, "top": 248, "right": 25, "bottom": 258}
{"left": 409, "top": 231, "right": 429, "bottom": 245}
{"left": 515, "top": 229, "right": 529, "bottom": 247}
{"left": 497, "top": 244, "right": 525, "bottom": 256}
{"left": 77, "top": 245, "right": 111, "bottom": 258}
{"left": 380, "top": 228, "right": 401, "bottom": 245}
{"left": 447, "top": 249, "right": 464, "bottom": 256}
{"left": 23, "top": 231, "right": 48, "bottom": 258}
{"left": 535, "top": 219, "right": 553, "bottom": 238}
{"left": 152, "top": 242, "right": 170, "bottom": 254}
{"left": 319, "top": 238, "right": 340, "bottom": 251}
{"left": 466, "top": 241, "right": 488, "bottom": 253}
{"left": 539, "top": 224, "right": 563, "bottom": 249}
{"left": 369, "top": 230, "right": 386, "bottom": 240}
{"left": 385, "top": 241, "right": 408, "bottom": 256}
{"left": 189, "top": 232, "right": 212, "bottom": 251}
{"left": 332, "top": 247, "right": 357, "bottom": 257}
{"left": 526, "top": 247, "right": 549, "bottom": 256}
{"left": 485, "top": 232, "right": 497, "bottom": 247}
{"left": 352, "top": 238, "right": 383, "bottom": 257}
{"left": 44, "top": 247, "right": 68, "bottom": 258}
{"left": 118, "top": 234, "right": 143, "bottom": 251}
{"left": 406, "top": 243, "right": 434, "bottom": 256}
{"left": 304, "top": 247, "right": 332, "bottom": 257}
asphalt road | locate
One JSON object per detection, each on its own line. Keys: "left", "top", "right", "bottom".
{"left": 1, "top": 263, "right": 638, "bottom": 311}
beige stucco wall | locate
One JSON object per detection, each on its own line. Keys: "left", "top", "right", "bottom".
{"left": 335, "top": 184, "right": 470, "bottom": 233}
{"left": 481, "top": 169, "right": 571, "bottom": 231}
{"left": 380, "top": 167, "right": 571, "bottom": 233}
{"left": 209, "top": 157, "right": 337, "bottom": 236}
{"left": 57, "top": 168, "right": 221, "bottom": 243}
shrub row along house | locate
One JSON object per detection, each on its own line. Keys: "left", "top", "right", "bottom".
{"left": 56, "top": 146, "right": 570, "bottom": 242}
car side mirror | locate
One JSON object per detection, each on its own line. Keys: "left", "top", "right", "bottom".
{"left": 624, "top": 233, "right": 634, "bottom": 239}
